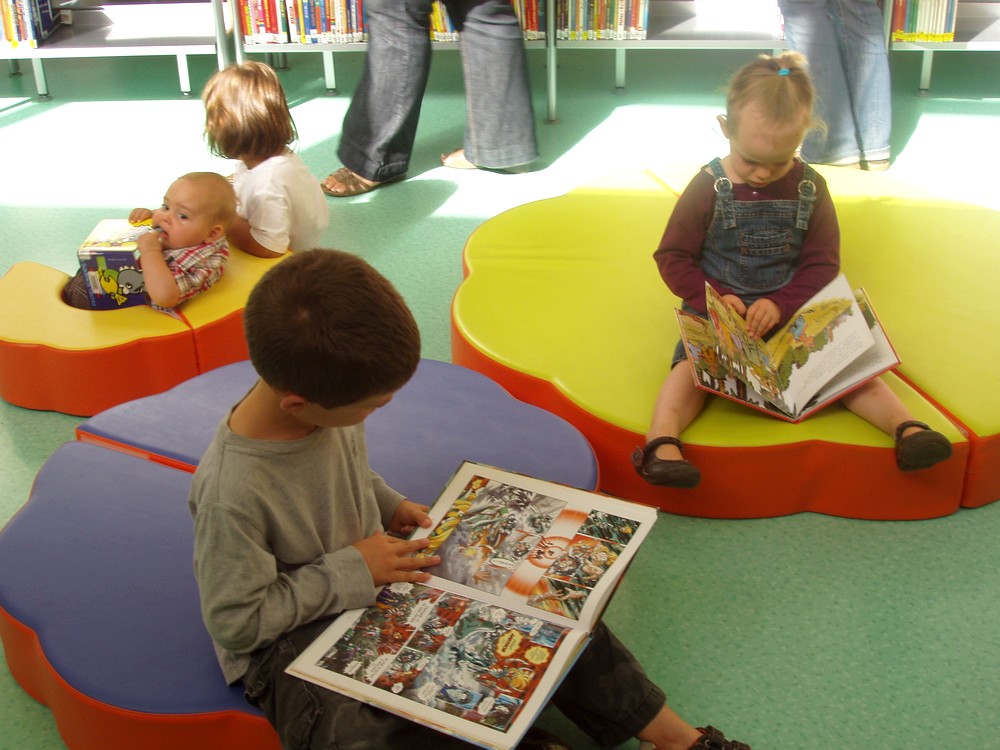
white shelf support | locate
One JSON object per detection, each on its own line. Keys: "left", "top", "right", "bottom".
{"left": 323, "top": 51, "right": 338, "bottom": 94}
{"left": 546, "top": 0, "right": 557, "bottom": 121}
{"left": 176, "top": 53, "right": 191, "bottom": 96}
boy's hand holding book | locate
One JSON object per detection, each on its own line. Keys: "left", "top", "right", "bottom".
{"left": 353, "top": 531, "right": 440, "bottom": 586}
{"left": 389, "top": 498, "right": 433, "bottom": 537}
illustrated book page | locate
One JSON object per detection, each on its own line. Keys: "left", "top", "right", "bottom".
{"left": 676, "top": 274, "right": 899, "bottom": 421}
{"left": 286, "top": 461, "right": 658, "bottom": 750}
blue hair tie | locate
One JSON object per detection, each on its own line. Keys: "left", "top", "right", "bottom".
{"left": 778, "top": 68, "right": 790, "bottom": 76}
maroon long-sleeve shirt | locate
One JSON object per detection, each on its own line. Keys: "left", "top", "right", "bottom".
{"left": 654, "top": 161, "right": 841, "bottom": 327}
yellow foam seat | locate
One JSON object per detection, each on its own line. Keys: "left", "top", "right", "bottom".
{"left": 452, "top": 168, "right": 991, "bottom": 519}
{"left": 0, "top": 250, "right": 284, "bottom": 417}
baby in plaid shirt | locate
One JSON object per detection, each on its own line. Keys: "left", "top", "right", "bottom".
{"left": 63, "top": 172, "right": 236, "bottom": 311}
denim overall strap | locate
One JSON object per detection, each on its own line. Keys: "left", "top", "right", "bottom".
{"left": 709, "top": 158, "right": 736, "bottom": 229}
{"left": 795, "top": 162, "right": 817, "bottom": 230}
{"left": 700, "top": 160, "right": 808, "bottom": 299}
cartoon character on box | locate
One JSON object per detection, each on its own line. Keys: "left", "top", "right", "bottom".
{"left": 87, "top": 254, "right": 146, "bottom": 308}
{"left": 77, "top": 220, "right": 151, "bottom": 310}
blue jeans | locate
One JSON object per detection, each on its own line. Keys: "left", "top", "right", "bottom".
{"left": 338, "top": 0, "right": 538, "bottom": 181}
{"left": 778, "top": 0, "right": 892, "bottom": 165}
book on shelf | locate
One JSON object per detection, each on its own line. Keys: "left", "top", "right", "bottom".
{"left": 555, "top": 0, "right": 647, "bottom": 42}
{"left": 891, "top": 0, "right": 957, "bottom": 43}
{"left": 286, "top": 460, "right": 658, "bottom": 750}
{"left": 236, "top": 0, "right": 560, "bottom": 45}
{"left": 675, "top": 273, "right": 900, "bottom": 423}
{"left": 1, "top": 0, "right": 61, "bottom": 48}
{"left": 77, "top": 219, "right": 151, "bottom": 310}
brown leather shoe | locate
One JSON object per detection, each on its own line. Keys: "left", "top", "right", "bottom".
{"left": 895, "top": 420, "right": 952, "bottom": 470}
{"left": 631, "top": 436, "right": 701, "bottom": 488}
{"left": 691, "top": 726, "right": 752, "bottom": 749}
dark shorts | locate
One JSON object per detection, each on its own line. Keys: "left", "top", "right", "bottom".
{"left": 243, "top": 619, "right": 665, "bottom": 750}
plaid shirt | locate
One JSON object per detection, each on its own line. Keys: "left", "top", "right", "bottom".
{"left": 152, "top": 236, "right": 230, "bottom": 311}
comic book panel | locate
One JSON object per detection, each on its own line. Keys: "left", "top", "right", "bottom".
{"left": 388, "top": 601, "right": 567, "bottom": 732}
{"left": 576, "top": 510, "right": 642, "bottom": 546}
{"left": 422, "top": 476, "right": 567, "bottom": 593}
{"left": 544, "top": 536, "right": 623, "bottom": 587}
{"left": 317, "top": 584, "right": 445, "bottom": 681}
{"left": 525, "top": 576, "right": 591, "bottom": 620}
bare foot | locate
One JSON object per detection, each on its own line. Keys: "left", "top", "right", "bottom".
{"left": 440, "top": 148, "right": 478, "bottom": 169}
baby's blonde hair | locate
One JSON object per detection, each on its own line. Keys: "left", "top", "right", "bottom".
{"left": 202, "top": 61, "right": 297, "bottom": 162}
{"left": 726, "top": 52, "right": 818, "bottom": 136}
{"left": 176, "top": 172, "right": 237, "bottom": 230}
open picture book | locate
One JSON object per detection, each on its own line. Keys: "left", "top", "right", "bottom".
{"left": 675, "top": 273, "right": 900, "bottom": 422}
{"left": 285, "top": 461, "right": 658, "bottom": 750}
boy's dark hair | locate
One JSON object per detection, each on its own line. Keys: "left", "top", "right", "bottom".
{"left": 244, "top": 249, "right": 421, "bottom": 408}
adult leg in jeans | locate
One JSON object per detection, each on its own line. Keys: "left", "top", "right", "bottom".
{"left": 337, "top": 0, "right": 435, "bottom": 183}
{"left": 830, "top": 0, "right": 891, "bottom": 164}
{"left": 778, "top": 0, "right": 890, "bottom": 166}
{"left": 445, "top": 0, "right": 538, "bottom": 169}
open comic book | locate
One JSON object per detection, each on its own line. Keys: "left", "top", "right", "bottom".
{"left": 676, "top": 273, "right": 900, "bottom": 422}
{"left": 286, "top": 461, "right": 658, "bottom": 750}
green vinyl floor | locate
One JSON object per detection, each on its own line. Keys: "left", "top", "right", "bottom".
{"left": 1, "top": 43, "right": 999, "bottom": 750}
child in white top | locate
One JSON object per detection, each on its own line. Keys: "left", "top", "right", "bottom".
{"left": 202, "top": 61, "right": 329, "bottom": 258}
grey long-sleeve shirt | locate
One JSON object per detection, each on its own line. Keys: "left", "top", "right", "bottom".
{"left": 188, "top": 417, "right": 405, "bottom": 684}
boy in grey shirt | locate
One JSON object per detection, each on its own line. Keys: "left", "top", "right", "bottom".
{"left": 189, "top": 249, "right": 750, "bottom": 750}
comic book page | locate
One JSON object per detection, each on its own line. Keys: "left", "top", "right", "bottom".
{"left": 285, "top": 462, "right": 657, "bottom": 749}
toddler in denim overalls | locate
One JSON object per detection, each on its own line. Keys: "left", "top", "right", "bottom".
{"left": 635, "top": 52, "right": 952, "bottom": 490}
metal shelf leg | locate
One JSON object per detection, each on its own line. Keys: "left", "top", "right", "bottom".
{"left": 615, "top": 48, "right": 626, "bottom": 92}
{"left": 323, "top": 51, "right": 338, "bottom": 94}
{"left": 176, "top": 54, "right": 192, "bottom": 96}
{"left": 31, "top": 59, "right": 50, "bottom": 99}
{"left": 546, "top": 0, "right": 557, "bottom": 122}
{"left": 918, "top": 49, "right": 933, "bottom": 95}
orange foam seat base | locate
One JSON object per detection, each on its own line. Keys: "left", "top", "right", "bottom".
{"left": 0, "top": 606, "right": 280, "bottom": 750}
{"left": 188, "top": 309, "right": 250, "bottom": 373}
{"left": 453, "top": 332, "right": 966, "bottom": 521}
{"left": 961, "top": 432, "right": 1000, "bottom": 509}
{"left": 0, "top": 335, "right": 200, "bottom": 417}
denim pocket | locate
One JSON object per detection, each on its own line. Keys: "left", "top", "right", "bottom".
{"left": 738, "top": 229, "right": 794, "bottom": 291}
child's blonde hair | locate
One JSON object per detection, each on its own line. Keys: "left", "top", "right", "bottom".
{"left": 726, "top": 51, "right": 818, "bottom": 136}
{"left": 202, "top": 61, "right": 297, "bottom": 162}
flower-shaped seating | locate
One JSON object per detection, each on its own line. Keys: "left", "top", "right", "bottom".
{"left": 451, "top": 168, "right": 998, "bottom": 519}
{"left": 0, "top": 359, "right": 597, "bottom": 750}
{"left": 0, "top": 250, "right": 284, "bottom": 416}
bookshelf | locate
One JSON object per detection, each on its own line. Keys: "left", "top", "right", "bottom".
{"left": 6, "top": 1, "right": 997, "bottom": 106}
{"left": 1, "top": 0, "right": 230, "bottom": 99}
{"left": 888, "top": 1, "right": 1000, "bottom": 92}
{"left": 230, "top": 0, "right": 787, "bottom": 121}
{"left": 230, "top": 2, "right": 549, "bottom": 97}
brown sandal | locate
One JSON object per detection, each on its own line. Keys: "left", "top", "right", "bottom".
{"left": 631, "top": 436, "right": 701, "bottom": 488}
{"left": 321, "top": 167, "right": 404, "bottom": 197}
{"left": 895, "top": 420, "right": 952, "bottom": 471}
